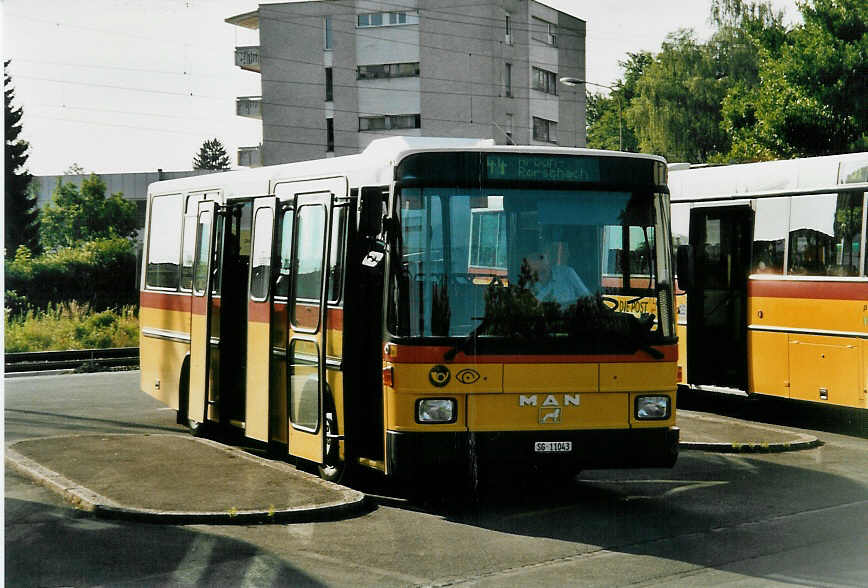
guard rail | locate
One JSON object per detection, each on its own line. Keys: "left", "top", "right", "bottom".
{"left": 4, "top": 347, "right": 139, "bottom": 373}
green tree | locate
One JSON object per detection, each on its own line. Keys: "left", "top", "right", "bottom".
{"left": 193, "top": 138, "right": 231, "bottom": 170}
{"left": 40, "top": 174, "right": 138, "bottom": 250}
{"left": 586, "top": 52, "right": 651, "bottom": 152}
{"left": 4, "top": 60, "right": 40, "bottom": 256}
{"left": 626, "top": 29, "right": 731, "bottom": 162}
{"left": 722, "top": 0, "right": 867, "bottom": 159}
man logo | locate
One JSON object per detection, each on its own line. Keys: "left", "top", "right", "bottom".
{"left": 539, "top": 408, "right": 561, "bottom": 424}
{"left": 455, "top": 368, "right": 481, "bottom": 384}
{"left": 429, "top": 365, "right": 451, "bottom": 387}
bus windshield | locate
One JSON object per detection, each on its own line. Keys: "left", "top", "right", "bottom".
{"left": 389, "top": 186, "right": 674, "bottom": 353}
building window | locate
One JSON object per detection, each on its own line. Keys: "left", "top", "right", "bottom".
{"left": 504, "top": 62, "right": 512, "bottom": 97}
{"left": 325, "top": 67, "right": 333, "bottom": 101}
{"left": 505, "top": 13, "right": 512, "bottom": 43}
{"left": 326, "top": 118, "right": 334, "bottom": 152}
{"left": 357, "top": 62, "right": 420, "bottom": 80}
{"left": 358, "top": 11, "right": 419, "bottom": 28}
{"left": 532, "top": 116, "right": 558, "bottom": 143}
{"left": 359, "top": 114, "right": 421, "bottom": 131}
{"left": 324, "top": 16, "right": 333, "bottom": 50}
{"left": 531, "top": 17, "right": 558, "bottom": 46}
{"left": 532, "top": 67, "right": 558, "bottom": 95}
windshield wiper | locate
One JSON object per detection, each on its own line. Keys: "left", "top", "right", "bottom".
{"left": 444, "top": 316, "right": 488, "bottom": 361}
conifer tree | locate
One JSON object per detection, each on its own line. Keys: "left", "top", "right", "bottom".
{"left": 4, "top": 60, "right": 39, "bottom": 255}
{"left": 193, "top": 138, "right": 231, "bottom": 170}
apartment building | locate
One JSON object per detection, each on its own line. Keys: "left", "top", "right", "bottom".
{"left": 227, "top": 0, "right": 586, "bottom": 166}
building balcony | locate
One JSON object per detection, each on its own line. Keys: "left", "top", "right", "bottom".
{"left": 225, "top": 9, "right": 259, "bottom": 30}
{"left": 238, "top": 145, "right": 262, "bottom": 167}
{"left": 236, "top": 96, "right": 262, "bottom": 119}
{"left": 235, "top": 46, "right": 260, "bottom": 73}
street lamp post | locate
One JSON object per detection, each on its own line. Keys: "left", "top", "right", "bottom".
{"left": 560, "top": 77, "right": 622, "bottom": 151}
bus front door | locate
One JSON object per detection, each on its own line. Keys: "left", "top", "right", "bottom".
{"left": 287, "top": 193, "right": 334, "bottom": 464}
{"left": 245, "top": 196, "right": 278, "bottom": 442}
{"left": 189, "top": 200, "right": 218, "bottom": 426}
{"left": 687, "top": 205, "right": 754, "bottom": 390}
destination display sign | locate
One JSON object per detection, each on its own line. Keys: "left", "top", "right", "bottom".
{"left": 486, "top": 154, "right": 601, "bottom": 183}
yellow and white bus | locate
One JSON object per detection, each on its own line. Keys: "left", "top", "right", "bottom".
{"left": 140, "top": 137, "right": 679, "bottom": 482}
{"left": 670, "top": 153, "right": 868, "bottom": 413}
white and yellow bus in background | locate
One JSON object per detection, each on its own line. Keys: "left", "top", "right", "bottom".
{"left": 140, "top": 137, "right": 679, "bottom": 483}
{"left": 670, "top": 153, "right": 868, "bottom": 416}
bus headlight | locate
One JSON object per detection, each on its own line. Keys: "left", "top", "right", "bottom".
{"left": 416, "top": 398, "right": 456, "bottom": 423}
{"left": 636, "top": 395, "right": 670, "bottom": 420}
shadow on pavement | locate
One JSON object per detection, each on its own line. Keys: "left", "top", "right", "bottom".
{"left": 5, "top": 495, "right": 325, "bottom": 586}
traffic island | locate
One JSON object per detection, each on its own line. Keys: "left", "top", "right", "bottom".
{"left": 6, "top": 434, "right": 368, "bottom": 524}
{"left": 677, "top": 410, "right": 822, "bottom": 453}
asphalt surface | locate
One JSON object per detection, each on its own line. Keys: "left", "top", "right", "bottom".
{"left": 4, "top": 404, "right": 821, "bottom": 523}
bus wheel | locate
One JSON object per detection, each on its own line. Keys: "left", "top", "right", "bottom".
{"left": 318, "top": 407, "right": 346, "bottom": 483}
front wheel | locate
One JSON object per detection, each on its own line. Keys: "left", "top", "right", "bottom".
{"left": 318, "top": 408, "right": 347, "bottom": 483}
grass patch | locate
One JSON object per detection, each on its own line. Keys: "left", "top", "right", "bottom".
{"left": 5, "top": 303, "right": 139, "bottom": 352}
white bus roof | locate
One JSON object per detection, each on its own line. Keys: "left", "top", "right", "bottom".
{"left": 148, "top": 136, "right": 667, "bottom": 200}
{"left": 669, "top": 152, "right": 868, "bottom": 202}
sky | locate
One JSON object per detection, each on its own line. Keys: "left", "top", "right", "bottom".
{"left": 3, "top": 0, "right": 801, "bottom": 176}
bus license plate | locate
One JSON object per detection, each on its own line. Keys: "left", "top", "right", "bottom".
{"left": 534, "top": 441, "right": 572, "bottom": 453}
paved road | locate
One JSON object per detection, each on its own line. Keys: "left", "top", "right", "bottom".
{"left": 6, "top": 372, "right": 868, "bottom": 586}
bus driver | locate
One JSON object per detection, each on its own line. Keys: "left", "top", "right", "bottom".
{"left": 526, "top": 244, "right": 590, "bottom": 306}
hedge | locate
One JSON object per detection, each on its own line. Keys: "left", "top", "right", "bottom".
{"left": 5, "top": 238, "right": 139, "bottom": 314}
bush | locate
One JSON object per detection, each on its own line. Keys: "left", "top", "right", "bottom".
{"left": 5, "top": 237, "right": 138, "bottom": 312}
{"left": 4, "top": 303, "right": 139, "bottom": 352}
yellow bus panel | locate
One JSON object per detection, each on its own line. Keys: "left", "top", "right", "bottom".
{"left": 599, "top": 362, "right": 677, "bottom": 392}
{"left": 139, "top": 337, "right": 187, "bottom": 409}
{"left": 467, "top": 392, "right": 628, "bottom": 431}
{"left": 389, "top": 363, "right": 503, "bottom": 394}
{"left": 384, "top": 387, "right": 467, "bottom": 433}
{"left": 748, "top": 330, "right": 789, "bottom": 398}
{"left": 788, "top": 333, "right": 862, "bottom": 407}
{"left": 502, "top": 363, "right": 598, "bottom": 393}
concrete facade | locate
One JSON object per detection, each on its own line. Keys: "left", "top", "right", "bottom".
{"left": 227, "top": 0, "right": 586, "bottom": 166}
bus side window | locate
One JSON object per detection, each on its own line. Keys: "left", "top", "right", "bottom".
{"left": 180, "top": 194, "right": 204, "bottom": 291}
{"left": 275, "top": 209, "right": 294, "bottom": 299}
{"left": 249, "top": 207, "right": 275, "bottom": 301}
{"left": 293, "top": 204, "right": 327, "bottom": 302}
{"left": 328, "top": 207, "right": 347, "bottom": 303}
{"left": 752, "top": 197, "right": 788, "bottom": 275}
{"left": 145, "top": 193, "right": 183, "bottom": 290}
{"left": 787, "top": 193, "right": 862, "bottom": 277}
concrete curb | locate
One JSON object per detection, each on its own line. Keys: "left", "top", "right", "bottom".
{"left": 678, "top": 412, "right": 822, "bottom": 453}
{"left": 680, "top": 438, "right": 822, "bottom": 453}
{"left": 6, "top": 435, "right": 370, "bottom": 525}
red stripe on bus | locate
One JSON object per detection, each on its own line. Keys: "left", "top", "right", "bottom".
{"left": 749, "top": 279, "right": 868, "bottom": 300}
{"left": 249, "top": 300, "right": 344, "bottom": 328}
{"left": 140, "top": 291, "right": 191, "bottom": 312}
{"left": 385, "top": 344, "right": 677, "bottom": 364}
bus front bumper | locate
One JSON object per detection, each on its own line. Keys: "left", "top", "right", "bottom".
{"left": 386, "top": 427, "right": 679, "bottom": 479}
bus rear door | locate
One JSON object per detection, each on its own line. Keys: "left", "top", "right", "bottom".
{"left": 286, "top": 192, "right": 334, "bottom": 464}
{"left": 686, "top": 204, "right": 753, "bottom": 390}
{"left": 245, "top": 196, "right": 278, "bottom": 441}
{"left": 189, "top": 200, "right": 218, "bottom": 426}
